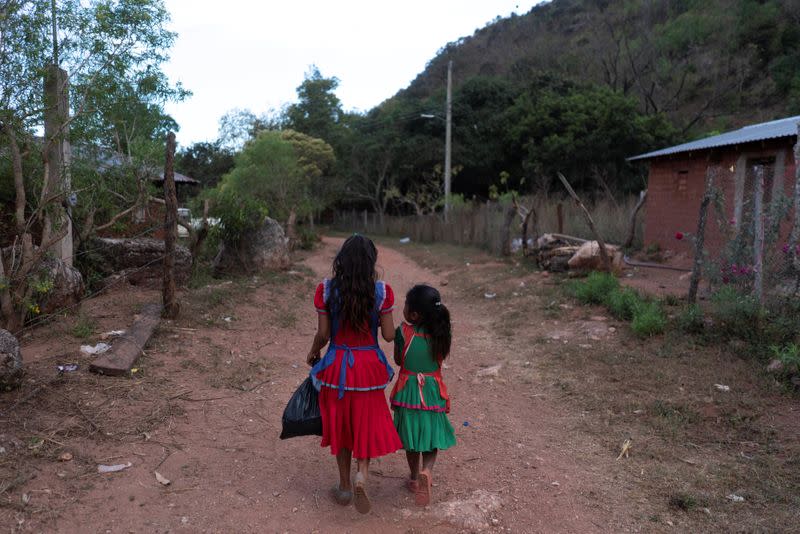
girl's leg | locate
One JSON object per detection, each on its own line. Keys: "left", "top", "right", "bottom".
{"left": 356, "top": 457, "right": 370, "bottom": 480}
{"left": 336, "top": 448, "right": 352, "bottom": 491}
{"left": 421, "top": 449, "right": 438, "bottom": 473}
{"left": 406, "top": 451, "right": 421, "bottom": 480}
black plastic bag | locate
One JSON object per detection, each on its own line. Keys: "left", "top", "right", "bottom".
{"left": 279, "top": 377, "right": 323, "bottom": 439}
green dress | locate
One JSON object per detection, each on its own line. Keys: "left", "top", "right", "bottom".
{"left": 390, "top": 324, "right": 457, "bottom": 453}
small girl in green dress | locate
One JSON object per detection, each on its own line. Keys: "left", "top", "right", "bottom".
{"left": 390, "top": 284, "right": 456, "bottom": 506}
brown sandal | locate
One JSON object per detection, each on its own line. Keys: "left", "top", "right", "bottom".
{"left": 415, "top": 469, "right": 432, "bottom": 506}
{"left": 353, "top": 472, "right": 371, "bottom": 514}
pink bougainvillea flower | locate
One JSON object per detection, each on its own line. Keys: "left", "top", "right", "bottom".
{"left": 782, "top": 244, "right": 790, "bottom": 254}
{"left": 730, "top": 264, "right": 738, "bottom": 273}
{"left": 729, "top": 218, "right": 736, "bottom": 225}
{"left": 675, "top": 232, "right": 684, "bottom": 240}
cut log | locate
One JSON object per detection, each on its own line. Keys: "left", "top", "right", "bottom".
{"left": 90, "top": 303, "right": 161, "bottom": 376}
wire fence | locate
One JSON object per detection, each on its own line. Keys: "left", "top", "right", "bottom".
{"left": 1, "top": 219, "right": 176, "bottom": 334}
{"left": 331, "top": 194, "right": 645, "bottom": 255}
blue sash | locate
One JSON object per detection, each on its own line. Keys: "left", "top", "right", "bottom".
{"left": 310, "top": 282, "right": 395, "bottom": 398}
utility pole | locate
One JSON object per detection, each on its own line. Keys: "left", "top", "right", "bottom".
{"left": 444, "top": 60, "right": 453, "bottom": 223}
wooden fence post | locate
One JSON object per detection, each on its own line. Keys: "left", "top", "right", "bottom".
{"left": 753, "top": 166, "right": 766, "bottom": 303}
{"left": 556, "top": 202, "right": 564, "bottom": 234}
{"left": 623, "top": 190, "right": 648, "bottom": 249}
{"left": 557, "top": 173, "right": 612, "bottom": 272}
{"left": 688, "top": 164, "right": 716, "bottom": 304}
{"left": 500, "top": 204, "right": 516, "bottom": 256}
{"left": 162, "top": 132, "right": 180, "bottom": 319}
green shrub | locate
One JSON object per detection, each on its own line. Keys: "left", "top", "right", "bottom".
{"left": 678, "top": 304, "right": 705, "bottom": 334}
{"left": 604, "top": 287, "right": 642, "bottom": 320}
{"left": 762, "top": 298, "right": 800, "bottom": 345}
{"left": 709, "top": 286, "right": 763, "bottom": 341}
{"left": 570, "top": 272, "right": 619, "bottom": 305}
{"left": 632, "top": 301, "right": 667, "bottom": 337}
{"left": 209, "top": 190, "right": 269, "bottom": 246}
{"left": 297, "top": 226, "right": 319, "bottom": 250}
{"left": 770, "top": 343, "right": 800, "bottom": 372}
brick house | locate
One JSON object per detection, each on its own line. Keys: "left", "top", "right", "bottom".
{"left": 629, "top": 116, "right": 799, "bottom": 257}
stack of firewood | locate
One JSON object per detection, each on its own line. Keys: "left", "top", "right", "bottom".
{"left": 535, "top": 234, "right": 583, "bottom": 272}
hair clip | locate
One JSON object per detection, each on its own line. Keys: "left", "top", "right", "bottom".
{"left": 434, "top": 301, "right": 442, "bottom": 307}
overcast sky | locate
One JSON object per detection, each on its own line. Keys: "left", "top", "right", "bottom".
{"left": 162, "top": 0, "right": 543, "bottom": 147}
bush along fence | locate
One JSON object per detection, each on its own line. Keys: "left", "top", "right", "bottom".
{"left": 331, "top": 193, "right": 645, "bottom": 256}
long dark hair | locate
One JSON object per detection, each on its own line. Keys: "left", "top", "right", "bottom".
{"left": 329, "top": 235, "right": 378, "bottom": 331}
{"left": 406, "top": 284, "right": 451, "bottom": 364}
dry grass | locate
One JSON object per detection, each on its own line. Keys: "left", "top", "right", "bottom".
{"left": 379, "top": 238, "right": 800, "bottom": 532}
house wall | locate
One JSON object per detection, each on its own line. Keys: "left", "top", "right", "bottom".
{"left": 643, "top": 138, "right": 797, "bottom": 258}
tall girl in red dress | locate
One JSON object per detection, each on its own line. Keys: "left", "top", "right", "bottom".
{"left": 306, "top": 235, "right": 402, "bottom": 514}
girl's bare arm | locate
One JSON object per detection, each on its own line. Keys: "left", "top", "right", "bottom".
{"left": 306, "top": 314, "right": 331, "bottom": 366}
{"left": 380, "top": 312, "right": 395, "bottom": 342}
{"left": 394, "top": 336, "right": 403, "bottom": 366}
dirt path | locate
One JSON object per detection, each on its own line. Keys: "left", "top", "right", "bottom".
{"left": 4, "top": 237, "right": 631, "bottom": 533}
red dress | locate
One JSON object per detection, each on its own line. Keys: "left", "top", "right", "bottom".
{"left": 310, "top": 279, "right": 402, "bottom": 459}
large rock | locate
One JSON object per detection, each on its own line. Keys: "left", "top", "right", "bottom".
{"left": 0, "top": 329, "right": 23, "bottom": 390}
{"left": 213, "top": 217, "right": 290, "bottom": 276}
{"left": 0, "top": 246, "right": 84, "bottom": 315}
{"left": 88, "top": 237, "right": 191, "bottom": 287}
{"left": 39, "top": 255, "right": 85, "bottom": 314}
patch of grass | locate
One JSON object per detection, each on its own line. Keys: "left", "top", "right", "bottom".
{"left": 709, "top": 286, "right": 763, "bottom": 341}
{"left": 631, "top": 300, "right": 667, "bottom": 337}
{"left": 70, "top": 314, "right": 96, "bottom": 339}
{"left": 604, "top": 287, "right": 642, "bottom": 321}
{"left": 570, "top": 272, "right": 619, "bottom": 305}
{"left": 188, "top": 262, "right": 215, "bottom": 289}
{"left": 651, "top": 400, "right": 697, "bottom": 426}
{"left": 669, "top": 492, "right": 706, "bottom": 512}
{"left": 677, "top": 304, "right": 705, "bottom": 334}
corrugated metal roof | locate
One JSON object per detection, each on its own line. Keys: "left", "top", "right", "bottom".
{"left": 629, "top": 115, "right": 800, "bottom": 161}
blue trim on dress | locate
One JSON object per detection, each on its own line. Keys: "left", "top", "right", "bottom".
{"left": 310, "top": 281, "right": 394, "bottom": 399}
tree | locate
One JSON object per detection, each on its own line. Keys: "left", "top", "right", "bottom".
{"left": 176, "top": 141, "right": 235, "bottom": 189}
{"left": 279, "top": 129, "right": 337, "bottom": 219}
{"left": 0, "top": 0, "right": 185, "bottom": 331}
{"left": 285, "top": 66, "right": 343, "bottom": 145}
{"left": 216, "top": 130, "right": 335, "bottom": 236}
{"left": 217, "top": 107, "right": 286, "bottom": 151}
{"left": 504, "top": 82, "right": 676, "bottom": 194}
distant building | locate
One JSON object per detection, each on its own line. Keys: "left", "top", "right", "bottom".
{"left": 629, "top": 116, "right": 799, "bottom": 256}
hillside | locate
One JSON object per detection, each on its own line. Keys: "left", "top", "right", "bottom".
{"left": 400, "top": 0, "right": 800, "bottom": 135}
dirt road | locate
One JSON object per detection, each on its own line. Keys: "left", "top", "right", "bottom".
{"left": 5, "top": 237, "right": 630, "bottom": 533}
